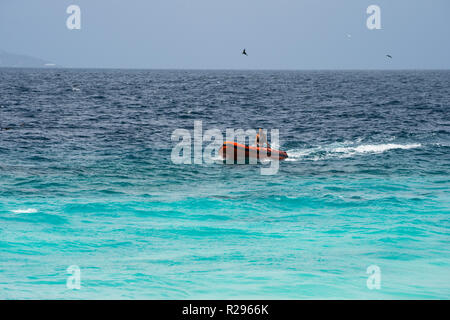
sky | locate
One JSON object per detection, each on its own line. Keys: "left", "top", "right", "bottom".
{"left": 0, "top": 0, "right": 449, "bottom": 69}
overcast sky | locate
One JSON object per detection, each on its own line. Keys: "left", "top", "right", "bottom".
{"left": 1, "top": 0, "right": 449, "bottom": 69}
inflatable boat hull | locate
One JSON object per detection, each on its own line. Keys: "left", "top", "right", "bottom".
{"left": 219, "top": 141, "right": 288, "bottom": 162}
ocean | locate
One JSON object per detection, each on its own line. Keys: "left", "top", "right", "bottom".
{"left": 0, "top": 69, "right": 449, "bottom": 299}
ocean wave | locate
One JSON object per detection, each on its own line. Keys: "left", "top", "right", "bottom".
{"left": 11, "top": 208, "right": 38, "bottom": 214}
{"left": 286, "top": 142, "right": 422, "bottom": 161}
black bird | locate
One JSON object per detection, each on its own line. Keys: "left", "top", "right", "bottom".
{"left": 242, "top": 49, "right": 248, "bottom": 56}
{"left": 386, "top": 54, "right": 392, "bottom": 59}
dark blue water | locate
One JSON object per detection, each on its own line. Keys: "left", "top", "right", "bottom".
{"left": 1, "top": 69, "right": 449, "bottom": 299}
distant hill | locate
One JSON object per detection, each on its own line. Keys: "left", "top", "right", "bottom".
{"left": 0, "top": 50, "right": 58, "bottom": 68}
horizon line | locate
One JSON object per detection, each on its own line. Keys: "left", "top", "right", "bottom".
{"left": 1, "top": 66, "right": 450, "bottom": 72}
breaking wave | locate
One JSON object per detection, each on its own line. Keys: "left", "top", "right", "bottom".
{"left": 11, "top": 208, "right": 38, "bottom": 214}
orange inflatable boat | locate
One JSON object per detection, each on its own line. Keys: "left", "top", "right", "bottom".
{"left": 219, "top": 141, "right": 288, "bottom": 162}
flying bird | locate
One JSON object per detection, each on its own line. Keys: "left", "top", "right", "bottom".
{"left": 386, "top": 54, "right": 392, "bottom": 59}
{"left": 242, "top": 49, "right": 248, "bottom": 56}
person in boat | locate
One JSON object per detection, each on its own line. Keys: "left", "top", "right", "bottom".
{"left": 255, "top": 128, "right": 270, "bottom": 148}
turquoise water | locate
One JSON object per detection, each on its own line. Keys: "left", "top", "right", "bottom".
{"left": 0, "top": 69, "right": 449, "bottom": 299}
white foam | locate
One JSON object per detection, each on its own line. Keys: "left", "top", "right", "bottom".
{"left": 11, "top": 208, "right": 38, "bottom": 214}
{"left": 285, "top": 148, "right": 317, "bottom": 161}
{"left": 286, "top": 142, "right": 421, "bottom": 162}
{"left": 335, "top": 143, "right": 421, "bottom": 155}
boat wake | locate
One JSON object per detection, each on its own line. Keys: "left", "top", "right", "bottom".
{"left": 286, "top": 142, "right": 422, "bottom": 162}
